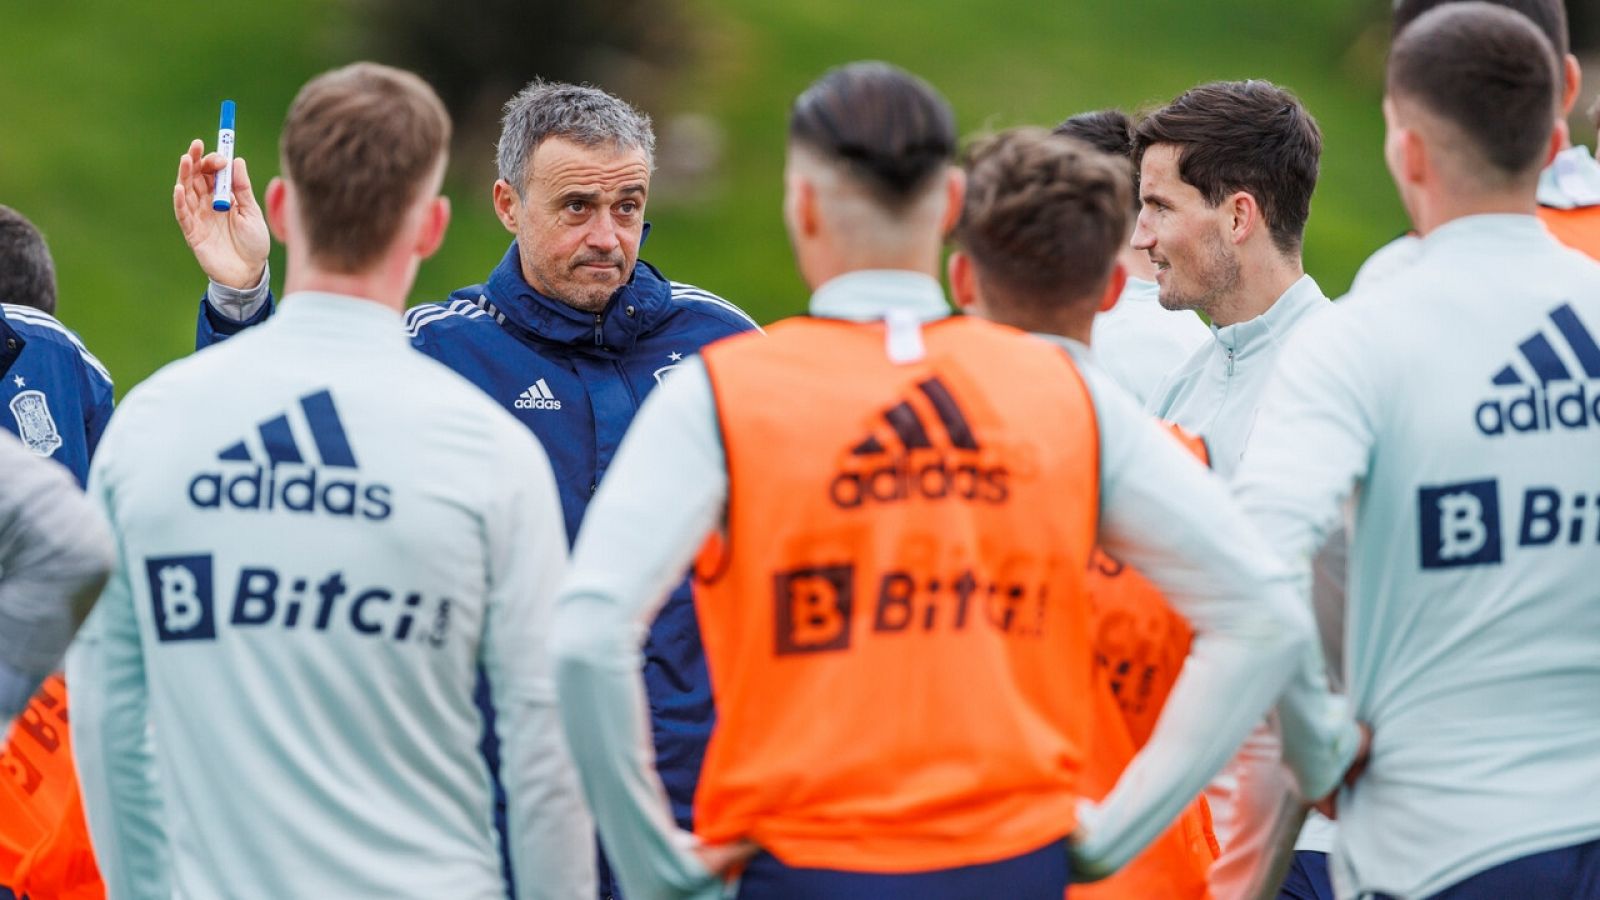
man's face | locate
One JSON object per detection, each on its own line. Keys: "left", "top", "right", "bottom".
{"left": 498, "top": 136, "right": 650, "bottom": 312}
{"left": 1131, "top": 144, "right": 1239, "bottom": 315}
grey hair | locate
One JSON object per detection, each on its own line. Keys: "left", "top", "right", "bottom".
{"left": 496, "top": 79, "right": 656, "bottom": 192}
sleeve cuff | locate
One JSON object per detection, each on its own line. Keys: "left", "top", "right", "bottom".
{"left": 206, "top": 264, "right": 271, "bottom": 324}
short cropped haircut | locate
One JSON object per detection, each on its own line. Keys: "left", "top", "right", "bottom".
{"left": 0, "top": 207, "right": 57, "bottom": 315}
{"left": 1053, "top": 109, "right": 1134, "bottom": 160}
{"left": 1133, "top": 81, "right": 1321, "bottom": 255}
{"left": 789, "top": 61, "right": 957, "bottom": 212}
{"left": 496, "top": 80, "right": 655, "bottom": 193}
{"left": 1054, "top": 109, "right": 1138, "bottom": 212}
{"left": 1388, "top": 3, "right": 1557, "bottom": 179}
{"left": 280, "top": 62, "right": 451, "bottom": 273}
{"left": 1394, "top": 0, "right": 1567, "bottom": 57}
{"left": 955, "top": 128, "right": 1132, "bottom": 306}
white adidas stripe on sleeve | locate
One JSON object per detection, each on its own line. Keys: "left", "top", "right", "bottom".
{"left": 2, "top": 305, "right": 113, "bottom": 384}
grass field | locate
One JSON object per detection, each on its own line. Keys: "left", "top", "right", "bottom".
{"left": 0, "top": 0, "right": 1560, "bottom": 395}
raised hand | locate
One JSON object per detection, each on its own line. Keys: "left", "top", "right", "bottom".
{"left": 173, "top": 139, "right": 270, "bottom": 289}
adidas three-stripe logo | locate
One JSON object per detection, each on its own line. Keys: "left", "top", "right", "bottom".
{"left": 1476, "top": 303, "right": 1600, "bottom": 437}
{"left": 830, "top": 376, "right": 1009, "bottom": 508}
{"left": 188, "top": 389, "right": 393, "bottom": 520}
{"left": 217, "top": 389, "right": 359, "bottom": 467}
{"left": 514, "top": 378, "right": 562, "bottom": 411}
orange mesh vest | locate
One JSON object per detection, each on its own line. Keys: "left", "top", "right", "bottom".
{"left": 694, "top": 316, "right": 1101, "bottom": 872}
{"left": 1075, "top": 425, "right": 1216, "bottom": 900}
{"left": 0, "top": 674, "right": 104, "bottom": 900}
{"left": 1539, "top": 205, "right": 1600, "bottom": 262}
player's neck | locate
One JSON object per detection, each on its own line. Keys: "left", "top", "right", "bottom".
{"left": 284, "top": 250, "right": 412, "bottom": 314}
{"left": 1210, "top": 254, "right": 1304, "bottom": 328}
{"left": 993, "top": 307, "right": 1095, "bottom": 345}
{"left": 1411, "top": 189, "right": 1540, "bottom": 237}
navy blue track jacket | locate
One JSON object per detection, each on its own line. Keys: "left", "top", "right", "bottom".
{"left": 0, "top": 304, "right": 114, "bottom": 485}
{"left": 195, "top": 239, "right": 759, "bottom": 892}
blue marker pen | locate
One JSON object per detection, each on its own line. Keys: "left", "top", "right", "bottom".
{"left": 212, "top": 100, "right": 236, "bottom": 212}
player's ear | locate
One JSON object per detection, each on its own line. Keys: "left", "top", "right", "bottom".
{"left": 265, "top": 177, "right": 290, "bottom": 243}
{"left": 414, "top": 196, "right": 451, "bottom": 260}
{"left": 938, "top": 166, "right": 967, "bottom": 238}
{"left": 492, "top": 179, "right": 520, "bottom": 235}
{"left": 1561, "top": 54, "right": 1582, "bottom": 118}
{"left": 947, "top": 249, "right": 978, "bottom": 312}
{"left": 788, "top": 172, "right": 821, "bottom": 239}
{"left": 1545, "top": 118, "right": 1570, "bottom": 171}
{"left": 1402, "top": 127, "right": 1430, "bottom": 188}
{"left": 1226, "top": 191, "right": 1259, "bottom": 246}
{"left": 1098, "top": 261, "right": 1128, "bottom": 313}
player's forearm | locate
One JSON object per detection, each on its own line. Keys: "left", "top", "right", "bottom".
{"left": 551, "top": 593, "right": 717, "bottom": 900}
{"left": 501, "top": 694, "right": 599, "bottom": 900}
{"left": 1073, "top": 596, "right": 1310, "bottom": 879}
{"left": 0, "top": 443, "right": 114, "bottom": 683}
{"left": 66, "top": 618, "right": 169, "bottom": 899}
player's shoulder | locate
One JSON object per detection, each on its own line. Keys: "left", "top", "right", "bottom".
{"left": 2, "top": 304, "right": 112, "bottom": 387}
{"left": 662, "top": 280, "right": 762, "bottom": 337}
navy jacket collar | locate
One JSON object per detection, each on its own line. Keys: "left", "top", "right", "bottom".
{"left": 479, "top": 226, "right": 672, "bottom": 354}
{"left": 0, "top": 308, "right": 23, "bottom": 381}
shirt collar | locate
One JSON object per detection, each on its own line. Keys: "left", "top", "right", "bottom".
{"left": 1537, "top": 145, "right": 1600, "bottom": 210}
{"left": 273, "top": 291, "right": 410, "bottom": 348}
{"left": 808, "top": 270, "right": 951, "bottom": 322}
{"left": 1423, "top": 213, "right": 1552, "bottom": 249}
{"left": 1119, "top": 277, "right": 1160, "bottom": 305}
{"left": 481, "top": 230, "right": 669, "bottom": 353}
{"left": 1212, "top": 273, "right": 1327, "bottom": 354}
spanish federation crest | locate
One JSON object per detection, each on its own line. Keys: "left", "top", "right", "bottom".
{"left": 10, "top": 390, "right": 62, "bottom": 457}
{"left": 653, "top": 350, "right": 686, "bottom": 386}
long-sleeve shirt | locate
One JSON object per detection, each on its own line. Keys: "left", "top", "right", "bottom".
{"left": 1145, "top": 274, "right": 1328, "bottom": 478}
{"left": 549, "top": 269, "right": 1348, "bottom": 900}
{"left": 1235, "top": 214, "right": 1600, "bottom": 899}
{"left": 0, "top": 430, "right": 112, "bottom": 720}
{"left": 199, "top": 246, "right": 758, "bottom": 845}
{"left": 1142, "top": 273, "right": 1342, "bottom": 889}
{"left": 67, "top": 292, "right": 593, "bottom": 900}
{"left": 1091, "top": 277, "right": 1211, "bottom": 407}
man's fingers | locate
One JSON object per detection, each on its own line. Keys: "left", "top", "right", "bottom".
{"left": 199, "top": 152, "right": 228, "bottom": 175}
{"left": 231, "top": 158, "right": 257, "bottom": 211}
{"left": 693, "top": 839, "right": 760, "bottom": 879}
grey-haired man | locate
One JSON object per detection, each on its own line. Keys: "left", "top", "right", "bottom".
{"left": 176, "top": 78, "right": 759, "bottom": 899}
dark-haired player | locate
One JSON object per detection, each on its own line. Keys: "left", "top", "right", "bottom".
{"left": 1053, "top": 111, "right": 1208, "bottom": 406}
{"left": 552, "top": 62, "right": 1334, "bottom": 900}
{"left": 1237, "top": 4, "right": 1600, "bottom": 896}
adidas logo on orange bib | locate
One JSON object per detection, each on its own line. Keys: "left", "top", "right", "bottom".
{"left": 515, "top": 379, "right": 562, "bottom": 411}
{"left": 1476, "top": 303, "right": 1600, "bottom": 436}
{"left": 829, "top": 376, "right": 1008, "bottom": 508}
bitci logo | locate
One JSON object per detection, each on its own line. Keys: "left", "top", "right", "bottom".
{"left": 146, "top": 554, "right": 217, "bottom": 642}
{"left": 1418, "top": 480, "right": 1503, "bottom": 569}
{"left": 773, "top": 565, "right": 854, "bottom": 655}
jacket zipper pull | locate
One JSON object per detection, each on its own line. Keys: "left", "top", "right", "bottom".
{"left": 594, "top": 311, "right": 604, "bottom": 347}
{"left": 1226, "top": 347, "right": 1235, "bottom": 376}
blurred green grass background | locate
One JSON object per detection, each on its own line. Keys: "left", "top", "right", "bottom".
{"left": 1, "top": 0, "right": 1588, "bottom": 395}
